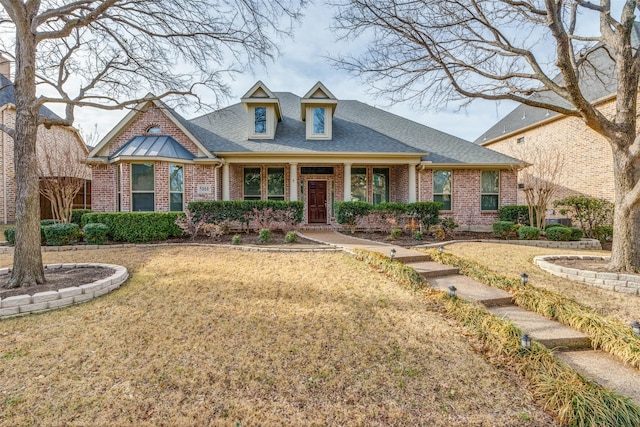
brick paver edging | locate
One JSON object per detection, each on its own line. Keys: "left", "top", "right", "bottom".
{"left": 0, "top": 263, "right": 128, "bottom": 320}
{"left": 534, "top": 255, "right": 640, "bottom": 295}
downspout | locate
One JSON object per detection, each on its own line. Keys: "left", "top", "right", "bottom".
{"left": 214, "top": 160, "right": 224, "bottom": 201}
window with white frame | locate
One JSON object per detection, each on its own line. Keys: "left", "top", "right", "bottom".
{"left": 481, "top": 170, "right": 500, "bottom": 211}
{"left": 243, "top": 167, "right": 261, "bottom": 200}
{"left": 169, "top": 164, "right": 184, "bottom": 211}
{"left": 131, "top": 163, "right": 154, "bottom": 211}
{"left": 267, "top": 167, "right": 285, "bottom": 200}
{"left": 351, "top": 167, "right": 367, "bottom": 202}
{"left": 433, "top": 170, "right": 452, "bottom": 210}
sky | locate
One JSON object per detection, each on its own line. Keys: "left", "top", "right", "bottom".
{"left": 67, "top": 2, "right": 519, "bottom": 145}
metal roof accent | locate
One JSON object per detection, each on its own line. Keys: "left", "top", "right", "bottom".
{"left": 110, "top": 135, "right": 196, "bottom": 160}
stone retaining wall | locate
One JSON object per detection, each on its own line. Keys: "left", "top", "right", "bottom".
{"left": 419, "top": 238, "right": 602, "bottom": 250}
{"left": 0, "top": 263, "right": 128, "bottom": 320}
{"left": 534, "top": 255, "right": 640, "bottom": 295}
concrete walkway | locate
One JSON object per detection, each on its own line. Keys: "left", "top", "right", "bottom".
{"left": 299, "top": 230, "right": 640, "bottom": 405}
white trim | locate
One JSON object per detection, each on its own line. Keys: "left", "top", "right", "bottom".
{"left": 222, "top": 163, "right": 230, "bottom": 201}
{"left": 289, "top": 163, "right": 298, "bottom": 201}
{"left": 343, "top": 163, "right": 351, "bottom": 201}
{"left": 408, "top": 164, "right": 417, "bottom": 203}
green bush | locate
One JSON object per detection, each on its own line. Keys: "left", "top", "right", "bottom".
{"left": 335, "top": 201, "right": 372, "bottom": 233}
{"left": 258, "top": 228, "right": 271, "bottom": 243}
{"left": 498, "top": 205, "right": 534, "bottom": 225}
{"left": 593, "top": 225, "right": 613, "bottom": 242}
{"left": 42, "top": 223, "right": 80, "bottom": 246}
{"left": 546, "top": 226, "right": 572, "bottom": 241}
{"left": 518, "top": 226, "right": 540, "bottom": 240}
{"left": 413, "top": 230, "right": 423, "bottom": 241}
{"left": 188, "top": 201, "right": 304, "bottom": 227}
{"left": 82, "top": 212, "right": 183, "bottom": 243}
{"left": 40, "top": 219, "right": 58, "bottom": 226}
{"left": 389, "top": 227, "right": 402, "bottom": 240}
{"left": 569, "top": 227, "right": 583, "bottom": 241}
{"left": 492, "top": 221, "right": 515, "bottom": 239}
{"left": 71, "top": 209, "right": 91, "bottom": 226}
{"left": 83, "top": 223, "right": 109, "bottom": 245}
{"left": 284, "top": 231, "right": 297, "bottom": 243}
{"left": 406, "top": 202, "right": 441, "bottom": 228}
{"left": 544, "top": 223, "right": 567, "bottom": 230}
{"left": 4, "top": 227, "right": 15, "bottom": 245}
{"left": 554, "top": 196, "right": 613, "bottom": 239}
{"left": 231, "top": 234, "right": 242, "bottom": 245}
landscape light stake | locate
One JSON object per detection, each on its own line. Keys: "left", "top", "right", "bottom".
{"left": 631, "top": 321, "right": 640, "bottom": 337}
{"left": 390, "top": 248, "right": 396, "bottom": 261}
{"left": 448, "top": 285, "right": 457, "bottom": 298}
{"left": 520, "top": 273, "right": 529, "bottom": 285}
{"left": 520, "top": 333, "right": 532, "bottom": 350}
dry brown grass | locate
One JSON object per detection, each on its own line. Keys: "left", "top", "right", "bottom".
{"left": 0, "top": 247, "right": 554, "bottom": 426}
{"left": 443, "top": 242, "right": 640, "bottom": 323}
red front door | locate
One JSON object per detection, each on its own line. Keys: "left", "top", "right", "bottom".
{"left": 308, "top": 181, "right": 327, "bottom": 223}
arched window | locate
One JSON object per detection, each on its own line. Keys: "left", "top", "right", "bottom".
{"left": 146, "top": 125, "right": 161, "bottom": 134}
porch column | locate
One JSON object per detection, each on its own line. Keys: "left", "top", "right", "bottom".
{"left": 408, "top": 164, "right": 417, "bottom": 203}
{"left": 343, "top": 163, "right": 352, "bottom": 201}
{"left": 222, "top": 163, "right": 230, "bottom": 201}
{"left": 289, "top": 163, "right": 298, "bottom": 201}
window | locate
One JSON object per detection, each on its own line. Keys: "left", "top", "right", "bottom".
{"left": 131, "top": 163, "right": 154, "bottom": 211}
{"left": 313, "top": 108, "right": 325, "bottom": 134}
{"left": 300, "top": 166, "right": 334, "bottom": 175}
{"left": 372, "top": 168, "right": 389, "bottom": 205}
{"left": 517, "top": 137, "right": 525, "bottom": 144}
{"left": 433, "top": 170, "right": 452, "bottom": 210}
{"left": 351, "top": 167, "right": 367, "bottom": 202}
{"left": 254, "top": 107, "right": 267, "bottom": 134}
{"left": 146, "top": 126, "right": 161, "bottom": 134}
{"left": 267, "top": 167, "right": 285, "bottom": 200}
{"left": 243, "top": 167, "right": 261, "bottom": 200}
{"left": 169, "top": 164, "right": 184, "bottom": 211}
{"left": 481, "top": 170, "right": 500, "bottom": 211}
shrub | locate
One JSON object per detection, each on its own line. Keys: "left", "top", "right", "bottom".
{"left": 284, "top": 231, "right": 297, "bottom": 243}
{"left": 83, "top": 223, "right": 109, "bottom": 245}
{"left": 568, "top": 227, "right": 583, "bottom": 241}
{"left": 388, "top": 227, "right": 402, "bottom": 240}
{"left": 71, "top": 209, "right": 91, "bottom": 226}
{"left": 42, "top": 223, "right": 80, "bottom": 246}
{"left": 413, "top": 230, "right": 423, "bottom": 241}
{"left": 40, "top": 219, "right": 58, "bottom": 226}
{"left": 4, "top": 227, "right": 15, "bottom": 245}
{"left": 593, "top": 225, "right": 613, "bottom": 242}
{"left": 518, "top": 226, "right": 540, "bottom": 240}
{"left": 82, "top": 212, "right": 183, "bottom": 243}
{"left": 492, "top": 221, "right": 515, "bottom": 239}
{"left": 406, "top": 202, "right": 441, "bottom": 228}
{"left": 430, "top": 225, "right": 446, "bottom": 240}
{"left": 231, "top": 234, "right": 242, "bottom": 245}
{"left": 258, "top": 228, "right": 271, "bottom": 243}
{"left": 546, "top": 226, "right": 572, "bottom": 241}
{"left": 498, "top": 205, "right": 534, "bottom": 225}
{"left": 188, "top": 201, "right": 304, "bottom": 229}
{"left": 439, "top": 217, "right": 459, "bottom": 236}
{"left": 544, "top": 223, "right": 566, "bottom": 230}
{"left": 554, "top": 196, "right": 613, "bottom": 239}
{"left": 335, "top": 201, "right": 372, "bottom": 233}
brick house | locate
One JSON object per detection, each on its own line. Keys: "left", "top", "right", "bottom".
{"left": 0, "top": 58, "right": 91, "bottom": 224}
{"left": 474, "top": 44, "right": 618, "bottom": 208}
{"left": 87, "top": 81, "right": 521, "bottom": 229}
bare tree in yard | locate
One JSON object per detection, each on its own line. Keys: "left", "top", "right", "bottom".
{"left": 0, "top": 0, "right": 304, "bottom": 288}
{"left": 513, "top": 145, "right": 566, "bottom": 229}
{"left": 37, "top": 136, "right": 89, "bottom": 223}
{"left": 333, "top": 1, "right": 640, "bottom": 272}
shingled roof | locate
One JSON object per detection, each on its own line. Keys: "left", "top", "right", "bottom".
{"left": 0, "top": 74, "right": 62, "bottom": 120}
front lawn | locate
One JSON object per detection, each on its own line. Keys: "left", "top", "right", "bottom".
{"left": 0, "top": 247, "right": 554, "bottom": 426}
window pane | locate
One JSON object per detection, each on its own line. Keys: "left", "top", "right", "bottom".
{"left": 244, "top": 167, "right": 261, "bottom": 198}
{"left": 169, "top": 165, "right": 183, "bottom": 192}
{"left": 434, "top": 194, "right": 451, "bottom": 210}
{"left": 373, "top": 168, "right": 389, "bottom": 205}
{"left": 300, "top": 167, "right": 334, "bottom": 175}
{"left": 351, "top": 167, "right": 367, "bottom": 202}
{"left": 132, "top": 164, "right": 154, "bottom": 191}
{"left": 255, "top": 107, "right": 267, "bottom": 134}
{"left": 433, "top": 170, "right": 451, "bottom": 194}
{"left": 481, "top": 195, "right": 499, "bottom": 211}
{"left": 132, "top": 193, "right": 154, "bottom": 212}
{"left": 313, "top": 108, "right": 325, "bottom": 134}
{"left": 170, "top": 193, "right": 183, "bottom": 212}
{"left": 481, "top": 171, "right": 499, "bottom": 193}
{"left": 267, "top": 167, "right": 285, "bottom": 198}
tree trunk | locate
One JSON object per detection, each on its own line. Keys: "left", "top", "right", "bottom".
{"left": 608, "top": 144, "right": 640, "bottom": 273}
{"left": 5, "top": 25, "right": 45, "bottom": 288}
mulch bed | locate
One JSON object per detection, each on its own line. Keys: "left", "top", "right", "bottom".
{"left": 0, "top": 267, "right": 114, "bottom": 299}
{"left": 551, "top": 258, "right": 636, "bottom": 275}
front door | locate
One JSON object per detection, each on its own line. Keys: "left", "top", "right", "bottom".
{"left": 308, "top": 180, "right": 327, "bottom": 223}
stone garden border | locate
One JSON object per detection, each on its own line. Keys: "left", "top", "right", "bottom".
{"left": 416, "top": 238, "right": 602, "bottom": 250}
{"left": 0, "top": 263, "right": 128, "bottom": 320}
{"left": 534, "top": 255, "right": 640, "bottom": 295}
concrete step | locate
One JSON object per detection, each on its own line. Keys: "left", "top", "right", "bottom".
{"left": 406, "top": 261, "right": 460, "bottom": 278}
{"left": 556, "top": 350, "right": 640, "bottom": 405}
{"left": 488, "top": 305, "right": 591, "bottom": 350}
{"left": 427, "top": 275, "right": 513, "bottom": 307}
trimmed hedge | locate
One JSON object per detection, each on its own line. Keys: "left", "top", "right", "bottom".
{"left": 518, "top": 226, "right": 540, "bottom": 240}
{"left": 83, "top": 223, "right": 109, "bottom": 245}
{"left": 42, "top": 223, "right": 80, "bottom": 246}
{"left": 546, "top": 226, "right": 572, "bottom": 241}
{"left": 82, "top": 212, "right": 183, "bottom": 243}
{"left": 188, "top": 200, "right": 304, "bottom": 225}
{"left": 406, "top": 202, "right": 442, "bottom": 227}
{"left": 4, "top": 220, "right": 62, "bottom": 246}
{"left": 4, "top": 227, "right": 15, "bottom": 245}
{"left": 71, "top": 209, "right": 91, "bottom": 226}
{"left": 492, "top": 221, "right": 515, "bottom": 239}
{"left": 335, "top": 201, "right": 372, "bottom": 231}
{"left": 498, "top": 205, "right": 534, "bottom": 226}
{"left": 569, "top": 227, "right": 584, "bottom": 241}
{"left": 335, "top": 201, "right": 442, "bottom": 231}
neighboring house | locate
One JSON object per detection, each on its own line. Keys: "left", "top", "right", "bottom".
{"left": 474, "top": 41, "right": 623, "bottom": 207}
{"left": 87, "top": 81, "right": 521, "bottom": 229}
{"left": 0, "top": 57, "right": 91, "bottom": 224}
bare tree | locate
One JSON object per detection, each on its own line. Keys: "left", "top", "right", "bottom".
{"left": 332, "top": 1, "right": 640, "bottom": 272}
{"left": 512, "top": 145, "right": 566, "bottom": 229}
{"left": 0, "top": 0, "right": 304, "bottom": 288}
{"left": 37, "top": 134, "right": 89, "bottom": 223}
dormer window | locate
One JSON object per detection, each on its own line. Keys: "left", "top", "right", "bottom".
{"left": 301, "top": 82, "right": 338, "bottom": 140}
{"left": 241, "top": 81, "right": 282, "bottom": 140}
{"left": 255, "top": 107, "right": 267, "bottom": 134}
{"left": 313, "top": 108, "right": 326, "bottom": 135}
